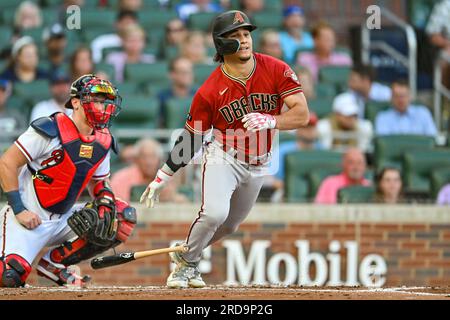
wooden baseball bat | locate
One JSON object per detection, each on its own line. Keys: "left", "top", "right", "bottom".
{"left": 90, "top": 244, "right": 189, "bottom": 269}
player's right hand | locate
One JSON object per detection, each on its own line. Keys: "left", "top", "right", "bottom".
{"left": 15, "top": 210, "right": 42, "bottom": 230}
{"left": 140, "top": 169, "right": 173, "bottom": 208}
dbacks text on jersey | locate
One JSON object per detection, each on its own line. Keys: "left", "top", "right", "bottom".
{"left": 219, "top": 93, "right": 279, "bottom": 124}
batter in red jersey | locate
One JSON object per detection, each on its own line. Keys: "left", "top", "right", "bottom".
{"left": 140, "top": 10, "right": 310, "bottom": 288}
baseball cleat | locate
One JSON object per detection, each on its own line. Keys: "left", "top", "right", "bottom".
{"left": 167, "top": 243, "right": 206, "bottom": 288}
{"left": 166, "top": 263, "right": 206, "bottom": 288}
{"left": 36, "top": 258, "right": 91, "bottom": 287}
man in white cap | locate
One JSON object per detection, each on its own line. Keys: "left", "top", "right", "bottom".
{"left": 317, "top": 92, "right": 373, "bottom": 152}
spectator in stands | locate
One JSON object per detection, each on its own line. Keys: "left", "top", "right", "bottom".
{"left": 315, "top": 147, "right": 371, "bottom": 204}
{"left": 426, "top": 0, "right": 450, "bottom": 90}
{"left": 157, "top": 57, "right": 196, "bottom": 127}
{"left": 111, "top": 138, "right": 189, "bottom": 203}
{"left": 240, "top": 0, "right": 264, "bottom": 18}
{"left": 158, "top": 18, "right": 188, "bottom": 60}
{"left": 347, "top": 64, "right": 392, "bottom": 119}
{"left": 180, "top": 31, "right": 214, "bottom": 65}
{"left": 91, "top": 10, "right": 139, "bottom": 64}
{"left": 176, "top": 0, "right": 223, "bottom": 22}
{"left": 375, "top": 80, "right": 437, "bottom": 137}
{"left": 42, "top": 23, "right": 68, "bottom": 73}
{"left": 0, "top": 36, "right": 48, "bottom": 83}
{"left": 69, "top": 46, "right": 94, "bottom": 81}
{"left": 29, "top": 71, "right": 72, "bottom": 122}
{"left": 279, "top": 5, "right": 314, "bottom": 65}
{"left": 259, "top": 30, "right": 283, "bottom": 60}
{"left": 295, "top": 66, "right": 315, "bottom": 100}
{"left": 0, "top": 79, "right": 26, "bottom": 141}
{"left": 106, "top": 23, "right": 156, "bottom": 83}
{"left": 296, "top": 21, "right": 352, "bottom": 82}
{"left": 268, "top": 112, "right": 322, "bottom": 200}
{"left": 436, "top": 182, "right": 450, "bottom": 205}
{"left": 13, "top": 1, "right": 42, "bottom": 37}
{"left": 373, "top": 167, "right": 403, "bottom": 204}
{"left": 317, "top": 92, "right": 373, "bottom": 152}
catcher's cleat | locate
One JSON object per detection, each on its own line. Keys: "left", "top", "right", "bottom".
{"left": 167, "top": 243, "right": 206, "bottom": 288}
{"left": 36, "top": 258, "right": 91, "bottom": 287}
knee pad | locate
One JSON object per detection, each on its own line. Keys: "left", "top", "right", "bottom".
{"left": 0, "top": 254, "right": 32, "bottom": 287}
{"left": 50, "top": 238, "right": 111, "bottom": 266}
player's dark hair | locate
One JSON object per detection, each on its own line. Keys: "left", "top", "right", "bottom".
{"left": 214, "top": 53, "right": 224, "bottom": 63}
{"left": 352, "top": 64, "right": 376, "bottom": 82}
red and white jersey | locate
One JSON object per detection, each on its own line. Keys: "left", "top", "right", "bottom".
{"left": 14, "top": 124, "right": 110, "bottom": 219}
{"left": 185, "top": 53, "right": 303, "bottom": 158}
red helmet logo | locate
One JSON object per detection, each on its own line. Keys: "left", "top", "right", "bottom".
{"left": 233, "top": 12, "right": 245, "bottom": 24}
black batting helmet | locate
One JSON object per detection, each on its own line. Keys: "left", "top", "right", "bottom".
{"left": 212, "top": 10, "right": 257, "bottom": 57}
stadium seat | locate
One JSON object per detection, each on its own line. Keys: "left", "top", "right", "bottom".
{"left": 0, "top": 26, "right": 12, "bottom": 51}
{"left": 21, "top": 27, "right": 45, "bottom": 45}
{"left": 374, "top": 135, "right": 435, "bottom": 171}
{"left": 403, "top": 149, "right": 450, "bottom": 194}
{"left": 165, "top": 97, "right": 193, "bottom": 129}
{"left": 0, "top": 0, "right": 22, "bottom": 9}
{"left": 41, "top": 8, "right": 58, "bottom": 25}
{"left": 284, "top": 150, "right": 342, "bottom": 202}
{"left": 138, "top": 11, "right": 179, "bottom": 29}
{"left": 82, "top": 27, "right": 115, "bottom": 44}
{"left": 194, "top": 63, "right": 216, "bottom": 84}
{"left": 365, "top": 101, "right": 391, "bottom": 124}
{"left": 188, "top": 12, "right": 218, "bottom": 31}
{"left": 318, "top": 66, "right": 351, "bottom": 91}
{"left": 13, "top": 80, "right": 52, "bottom": 105}
{"left": 115, "top": 82, "right": 141, "bottom": 96}
{"left": 430, "top": 167, "right": 450, "bottom": 200}
{"left": 80, "top": 10, "right": 116, "bottom": 29}
{"left": 253, "top": 12, "right": 283, "bottom": 29}
{"left": 124, "top": 62, "right": 169, "bottom": 84}
{"left": 114, "top": 96, "right": 159, "bottom": 129}
{"left": 337, "top": 185, "right": 375, "bottom": 203}
{"left": 307, "top": 97, "right": 334, "bottom": 118}
{"left": 315, "top": 83, "right": 338, "bottom": 98}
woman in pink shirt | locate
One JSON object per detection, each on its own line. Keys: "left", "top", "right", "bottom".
{"left": 296, "top": 21, "right": 352, "bottom": 82}
{"left": 314, "top": 148, "right": 371, "bottom": 204}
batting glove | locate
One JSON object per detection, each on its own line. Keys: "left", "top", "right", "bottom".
{"left": 242, "top": 113, "right": 277, "bottom": 132}
{"left": 140, "top": 169, "right": 172, "bottom": 208}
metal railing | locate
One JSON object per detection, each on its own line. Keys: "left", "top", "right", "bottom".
{"left": 433, "top": 51, "right": 450, "bottom": 131}
{"left": 361, "top": 7, "right": 417, "bottom": 100}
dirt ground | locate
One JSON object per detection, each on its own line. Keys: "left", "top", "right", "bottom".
{"left": 1, "top": 285, "right": 450, "bottom": 300}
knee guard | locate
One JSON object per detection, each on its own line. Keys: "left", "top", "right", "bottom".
{"left": 49, "top": 238, "right": 108, "bottom": 266}
{"left": 0, "top": 254, "right": 32, "bottom": 287}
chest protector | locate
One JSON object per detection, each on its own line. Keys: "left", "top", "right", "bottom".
{"left": 30, "top": 113, "right": 112, "bottom": 214}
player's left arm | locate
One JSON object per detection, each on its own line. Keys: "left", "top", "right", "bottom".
{"left": 274, "top": 92, "right": 310, "bottom": 130}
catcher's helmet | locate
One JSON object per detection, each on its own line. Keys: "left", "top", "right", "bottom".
{"left": 65, "top": 74, "right": 122, "bottom": 130}
{"left": 212, "top": 10, "right": 257, "bottom": 56}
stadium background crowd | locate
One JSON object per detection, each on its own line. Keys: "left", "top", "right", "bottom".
{"left": 0, "top": 0, "right": 449, "bottom": 205}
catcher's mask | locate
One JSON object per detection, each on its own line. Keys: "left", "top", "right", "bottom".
{"left": 65, "top": 74, "right": 122, "bottom": 130}
{"left": 212, "top": 10, "right": 257, "bottom": 56}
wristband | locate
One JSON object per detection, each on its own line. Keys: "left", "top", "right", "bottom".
{"left": 6, "top": 190, "right": 26, "bottom": 215}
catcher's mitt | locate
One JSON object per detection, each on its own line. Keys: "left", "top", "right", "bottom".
{"left": 68, "top": 202, "right": 118, "bottom": 247}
